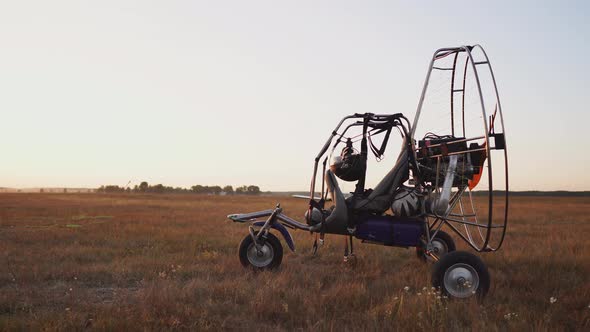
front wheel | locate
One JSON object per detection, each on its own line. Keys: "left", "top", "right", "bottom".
{"left": 239, "top": 231, "right": 283, "bottom": 270}
{"left": 431, "top": 251, "right": 490, "bottom": 300}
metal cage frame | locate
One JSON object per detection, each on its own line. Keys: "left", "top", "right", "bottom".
{"left": 412, "top": 45, "right": 509, "bottom": 252}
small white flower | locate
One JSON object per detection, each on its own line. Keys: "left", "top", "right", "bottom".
{"left": 549, "top": 297, "right": 557, "bottom": 304}
{"left": 504, "top": 312, "right": 518, "bottom": 320}
{"left": 431, "top": 287, "right": 436, "bottom": 291}
{"left": 422, "top": 287, "right": 428, "bottom": 291}
{"left": 417, "top": 292, "right": 422, "bottom": 296}
{"left": 393, "top": 296, "right": 398, "bottom": 300}
{"left": 404, "top": 286, "right": 410, "bottom": 292}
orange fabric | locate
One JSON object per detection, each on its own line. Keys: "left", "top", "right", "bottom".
{"left": 468, "top": 149, "right": 487, "bottom": 190}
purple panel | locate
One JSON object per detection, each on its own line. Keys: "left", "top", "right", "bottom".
{"left": 354, "top": 215, "right": 424, "bottom": 247}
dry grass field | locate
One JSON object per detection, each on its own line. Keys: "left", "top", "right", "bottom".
{"left": 1, "top": 193, "right": 589, "bottom": 331}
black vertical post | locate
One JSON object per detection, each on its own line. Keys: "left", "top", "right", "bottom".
{"left": 355, "top": 115, "right": 369, "bottom": 195}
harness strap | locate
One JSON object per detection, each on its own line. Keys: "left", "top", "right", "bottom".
{"left": 368, "top": 126, "right": 393, "bottom": 159}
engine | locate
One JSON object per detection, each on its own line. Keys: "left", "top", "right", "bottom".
{"left": 417, "top": 135, "right": 485, "bottom": 188}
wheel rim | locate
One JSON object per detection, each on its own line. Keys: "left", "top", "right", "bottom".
{"left": 443, "top": 263, "right": 480, "bottom": 298}
{"left": 432, "top": 239, "right": 448, "bottom": 256}
{"left": 246, "top": 242, "right": 274, "bottom": 268}
{"left": 423, "top": 238, "right": 448, "bottom": 261}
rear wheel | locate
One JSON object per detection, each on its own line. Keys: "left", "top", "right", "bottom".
{"left": 239, "top": 231, "right": 283, "bottom": 270}
{"left": 417, "top": 230, "right": 456, "bottom": 261}
{"left": 431, "top": 251, "right": 490, "bottom": 300}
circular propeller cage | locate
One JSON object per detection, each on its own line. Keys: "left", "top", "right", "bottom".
{"left": 411, "top": 45, "right": 508, "bottom": 252}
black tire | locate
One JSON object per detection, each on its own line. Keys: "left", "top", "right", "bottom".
{"left": 238, "top": 231, "right": 283, "bottom": 270}
{"left": 431, "top": 251, "right": 490, "bottom": 301}
{"left": 416, "top": 230, "right": 456, "bottom": 261}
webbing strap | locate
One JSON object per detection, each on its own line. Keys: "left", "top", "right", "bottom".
{"left": 368, "top": 126, "right": 393, "bottom": 159}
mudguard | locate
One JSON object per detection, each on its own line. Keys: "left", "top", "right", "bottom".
{"left": 253, "top": 221, "right": 296, "bottom": 252}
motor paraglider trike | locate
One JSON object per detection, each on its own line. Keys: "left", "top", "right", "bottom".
{"left": 228, "top": 45, "right": 509, "bottom": 300}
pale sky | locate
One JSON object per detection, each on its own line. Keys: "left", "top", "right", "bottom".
{"left": 1, "top": 1, "right": 588, "bottom": 191}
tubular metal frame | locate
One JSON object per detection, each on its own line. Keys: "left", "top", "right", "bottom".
{"left": 308, "top": 113, "right": 406, "bottom": 202}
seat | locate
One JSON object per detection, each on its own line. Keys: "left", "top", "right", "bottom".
{"left": 318, "top": 138, "right": 410, "bottom": 234}
{"left": 348, "top": 138, "right": 409, "bottom": 213}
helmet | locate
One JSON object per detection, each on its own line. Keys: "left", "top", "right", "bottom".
{"left": 330, "top": 154, "right": 364, "bottom": 181}
{"left": 329, "top": 140, "right": 365, "bottom": 182}
{"left": 391, "top": 186, "right": 421, "bottom": 216}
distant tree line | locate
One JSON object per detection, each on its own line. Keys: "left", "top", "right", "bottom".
{"left": 96, "top": 182, "right": 261, "bottom": 195}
